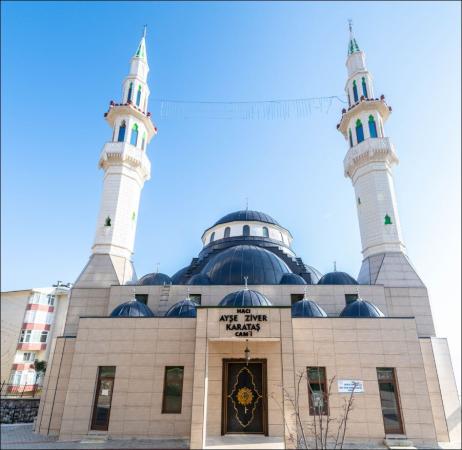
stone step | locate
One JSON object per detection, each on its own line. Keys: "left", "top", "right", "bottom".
{"left": 384, "top": 436, "right": 415, "bottom": 449}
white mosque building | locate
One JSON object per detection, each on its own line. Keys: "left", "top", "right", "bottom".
{"left": 35, "top": 27, "right": 460, "bottom": 449}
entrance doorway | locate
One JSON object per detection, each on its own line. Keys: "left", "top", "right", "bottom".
{"left": 222, "top": 359, "right": 268, "bottom": 435}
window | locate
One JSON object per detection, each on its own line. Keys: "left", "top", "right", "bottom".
{"left": 362, "top": 77, "right": 368, "bottom": 98}
{"left": 349, "top": 129, "right": 353, "bottom": 147}
{"left": 12, "top": 371, "right": 23, "bottom": 385}
{"left": 307, "top": 367, "right": 328, "bottom": 415}
{"left": 384, "top": 214, "right": 393, "bottom": 225}
{"left": 127, "top": 82, "right": 133, "bottom": 102}
{"left": 189, "top": 294, "right": 201, "bottom": 306}
{"left": 105, "top": 216, "right": 111, "bottom": 227}
{"left": 345, "top": 294, "right": 358, "bottom": 305}
{"left": 243, "top": 225, "right": 250, "bottom": 236}
{"left": 262, "top": 227, "right": 269, "bottom": 238}
{"left": 130, "top": 124, "right": 139, "bottom": 146}
{"left": 347, "top": 91, "right": 351, "bottom": 107}
{"left": 19, "top": 330, "right": 32, "bottom": 343}
{"left": 141, "top": 132, "right": 146, "bottom": 150}
{"left": 210, "top": 232, "right": 215, "bottom": 243}
{"left": 355, "top": 119, "right": 364, "bottom": 143}
{"left": 91, "top": 366, "right": 116, "bottom": 431}
{"left": 224, "top": 227, "right": 231, "bottom": 238}
{"left": 291, "top": 294, "right": 304, "bottom": 305}
{"left": 117, "top": 121, "right": 126, "bottom": 142}
{"left": 352, "top": 80, "right": 359, "bottom": 102}
{"left": 162, "top": 366, "right": 184, "bottom": 413}
{"left": 368, "top": 115, "right": 378, "bottom": 138}
{"left": 135, "top": 294, "right": 148, "bottom": 305}
{"left": 377, "top": 368, "right": 404, "bottom": 434}
{"left": 40, "top": 331, "right": 48, "bottom": 343}
{"left": 23, "top": 352, "right": 35, "bottom": 362}
{"left": 47, "top": 294, "right": 55, "bottom": 306}
{"left": 136, "top": 86, "right": 142, "bottom": 106}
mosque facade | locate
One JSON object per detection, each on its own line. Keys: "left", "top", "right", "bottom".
{"left": 35, "top": 27, "right": 460, "bottom": 448}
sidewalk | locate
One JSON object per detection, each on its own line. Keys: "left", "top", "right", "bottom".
{"left": 1, "top": 424, "right": 189, "bottom": 449}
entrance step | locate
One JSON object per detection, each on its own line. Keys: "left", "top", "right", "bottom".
{"left": 384, "top": 435, "right": 415, "bottom": 449}
{"left": 80, "top": 433, "right": 108, "bottom": 444}
{"left": 205, "top": 435, "right": 284, "bottom": 449}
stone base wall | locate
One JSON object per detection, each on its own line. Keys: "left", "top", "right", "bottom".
{"left": 0, "top": 398, "right": 40, "bottom": 424}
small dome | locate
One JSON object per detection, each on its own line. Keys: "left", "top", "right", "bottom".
{"left": 279, "top": 273, "right": 307, "bottom": 285}
{"left": 219, "top": 289, "right": 272, "bottom": 307}
{"left": 318, "top": 271, "right": 358, "bottom": 285}
{"left": 138, "top": 272, "right": 172, "bottom": 286}
{"left": 201, "top": 245, "right": 291, "bottom": 285}
{"left": 110, "top": 299, "right": 155, "bottom": 317}
{"left": 165, "top": 299, "right": 197, "bottom": 318}
{"left": 171, "top": 266, "right": 189, "bottom": 284}
{"left": 213, "top": 210, "right": 280, "bottom": 227}
{"left": 292, "top": 299, "right": 327, "bottom": 318}
{"left": 186, "top": 274, "right": 211, "bottom": 285}
{"left": 339, "top": 299, "right": 385, "bottom": 318}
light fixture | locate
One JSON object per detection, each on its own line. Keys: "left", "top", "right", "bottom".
{"left": 244, "top": 339, "right": 250, "bottom": 365}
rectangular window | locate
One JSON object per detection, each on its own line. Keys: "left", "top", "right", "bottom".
{"left": 162, "top": 366, "right": 184, "bottom": 414}
{"left": 377, "top": 368, "right": 404, "bottom": 434}
{"left": 189, "top": 294, "right": 201, "bottom": 306}
{"left": 135, "top": 294, "right": 148, "bottom": 305}
{"left": 19, "top": 330, "right": 32, "bottom": 343}
{"left": 23, "top": 352, "right": 35, "bottom": 362}
{"left": 291, "top": 294, "right": 304, "bottom": 305}
{"left": 40, "top": 331, "right": 48, "bottom": 343}
{"left": 47, "top": 294, "right": 55, "bottom": 306}
{"left": 12, "top": 371, "right": 23, "bottom": 385}
{"left": 91, "top": 366, "right": 116, "bottom": 431}
{"left": 307, "top": 367, "right": 328, "bottom": 415}
{"left": 345, "top": 294, "right": 358, "bottom": 305}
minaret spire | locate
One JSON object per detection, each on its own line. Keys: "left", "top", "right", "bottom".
{"left": 347, "top": 19, "right": 360, "bottom": 55}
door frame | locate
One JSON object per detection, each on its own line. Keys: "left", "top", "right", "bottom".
{"left": 90, "top": 371, "right": 115, "bottom": 431}
{"left": 221, "top": 358, "right": 268, "bottom": 436}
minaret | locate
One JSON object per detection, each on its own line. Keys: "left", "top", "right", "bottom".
{"left": 75, "top": 28, "right": 156, "bottom": 287}
{"left": 337, "top": 23, "right": 423, "bottom": 286}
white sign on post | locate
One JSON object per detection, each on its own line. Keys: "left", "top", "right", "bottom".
{"left": 338, "top": 379, "right": 364, "bottom": 393}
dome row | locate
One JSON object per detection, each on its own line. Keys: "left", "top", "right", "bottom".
{"left": 110, "top": 290, "right": 384, "bottom": 318}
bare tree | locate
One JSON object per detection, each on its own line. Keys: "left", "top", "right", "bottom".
{"left": 271, "top": 369, "right": 357, "bottom": 449}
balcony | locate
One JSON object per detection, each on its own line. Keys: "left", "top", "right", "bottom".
{"left": 343, "top": 137, "right": 399, "bottom": 178}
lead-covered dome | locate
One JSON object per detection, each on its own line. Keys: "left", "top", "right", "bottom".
{"left": 213, "top": 210, "right": 280, "bottom": 227}
{"left": 200, "top": 245, "right": 291, "bottom": 285}
{"left": 339, "top": 299, "right": 385, "bottom": 318}
{"left": 292, "top": 299, "right": 327, "bottom": 317}
{"left": 318, "top": 271, "right": 358, "bottom": 285}
{"left": 138, "top": 272, "right": 172, "bottom": 286}
{"left": 280, "top": 273, "right": 307, "bottom": 285}
{"left": 165, "top": 299, "right": 197, "bottom": 317}
{"left": 110, "top": 299, "right": 155, "bottom": 317}
{"left": 219, "top": 289, "right": 272, "bottom": 307}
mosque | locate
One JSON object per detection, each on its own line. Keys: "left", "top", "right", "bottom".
{"left": 35, "top": 26, "right": 460, "bottom": 448}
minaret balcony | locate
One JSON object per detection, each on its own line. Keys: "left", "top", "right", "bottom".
{"left": 343, "top": 137, "right": 399, "bottom": 178}
{"left": 98, "top": 141, "right": 151, "bottom": 180}
{"left": 337, "top": 97, "right": 391, "bottom": 137}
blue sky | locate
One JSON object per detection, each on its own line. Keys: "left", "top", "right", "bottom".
{"left": 2, "top": 2, "right": 460, "bottom": 389}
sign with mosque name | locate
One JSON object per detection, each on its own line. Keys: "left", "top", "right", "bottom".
{"left": 337, "top": 380, "right": 364, "bottom": 393}
{"left": 219, "top": 309, "right": 268, "bottom": 337}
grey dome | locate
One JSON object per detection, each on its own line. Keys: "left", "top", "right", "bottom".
{"left": 318, "top": 271, "right": 358, "bottom": 285}
{"left": 213, "top": 210, "right": 280, "bottom": 227}
{"left": 138, "top": 272, "right": 172, "bottom": 286}
{"left": 110, "top": 299, "right": 155, "bottom": 317}
{"left": 200, "top": 245, "right": 291, "bottom": 285}
{"left": 339, "top": 299, "right": 385, "bottom": 318}
{"left": 165, "top": 299, "right": 197, "bottom": 318}
{"left": 186, "top": 274, "right": 211, "bottom": 285}
{"left": 291, "top": 299, "right": 327, "bottom": 317}
{"left": 219, "top": 289, "right": 272, "bottom": 307}
{"left": 279, "top": 273, "right": 307, "bottom": 285}
{"left": 171, "top": 266, "right": 189, "bottom": 284}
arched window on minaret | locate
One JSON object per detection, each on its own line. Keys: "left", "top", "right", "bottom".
{"left": 355, "top": 119, "right": 364, "bottom": 143}
{"left": 117, "top": 121, "right": 126, "bottom": 142}
{"left": 127, "top": 83, "right": 133, "bottom": 103}
{"left": 243, "top": 225, "right": 250, "bottom": 236}
{"left": 136, "top": 86, "right": 142, "bottom": 107}
{"left": 349, "top": 129, "right": 353, "bottom": 147}
{"left": 353, "top": 80, "right": 359, "bottom": 103}
{"left": 362, "top": 77, "right": 368, "bottom": 98}
{"left": 141, "top": 132, "right": 146, "bottom": 150}
{"left": 130, "top": 124, "right": 139, "bottom": 146}
{"left": 368, "top": 115, "right": 378, "bottom": 138}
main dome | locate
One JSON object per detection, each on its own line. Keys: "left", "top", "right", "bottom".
{"left": 200, "top": 244, "right": 291, "bottom": 285}
{"left": 213, "top": 210, "right": 280, "bottom": 227}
